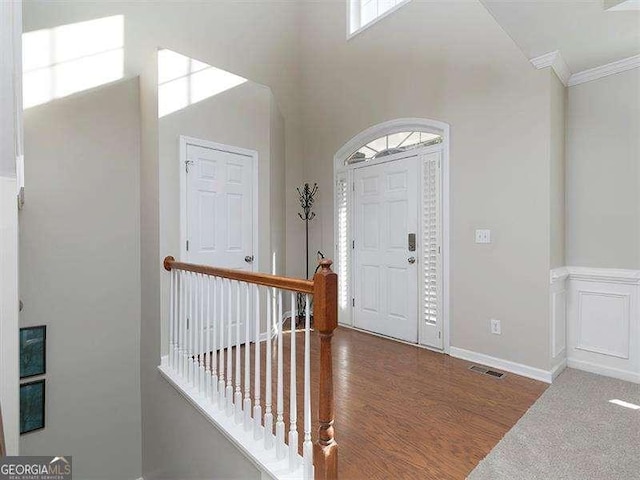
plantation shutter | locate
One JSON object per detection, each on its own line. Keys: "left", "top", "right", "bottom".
{"left": 336, "top": 172, "right": 350, "bottom": 322}
{"left": 422, "top": 153, "right": 441, "bottom": 330}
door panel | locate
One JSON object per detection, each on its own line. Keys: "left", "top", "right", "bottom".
{"left": 354, "top": 156, "right": 419, "bottom": 343}
{"left": 185, "top": 142, "right": 254, "bottom": 348}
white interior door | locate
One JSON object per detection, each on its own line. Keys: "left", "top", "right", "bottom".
{"left": 186, "top": 143, "right": 254, "bottom": 270}
{"left": 353, "top": 156, "right": 419, "bottom": 343}
{"left": 184, "top": 140, "right": 255, "bottom": 347}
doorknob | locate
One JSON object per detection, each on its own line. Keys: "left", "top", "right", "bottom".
{"left": 408, "top": 256, "right": 416, "bottom": 264}
{"left": 245, "top": 255, "right": 254, "bottom": 263}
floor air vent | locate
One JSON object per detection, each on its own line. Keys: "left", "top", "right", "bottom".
{"left": 469, "top": 365, "right": 506, "bottom": 379}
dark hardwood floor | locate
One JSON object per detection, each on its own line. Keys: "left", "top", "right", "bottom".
{"left": 225, "top": 326, "right": 547, "bottom": 479}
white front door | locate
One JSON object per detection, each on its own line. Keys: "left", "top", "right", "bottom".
{"left": 353, "top": 156, "right": 419, "bottom": 343}
{"left": 184, "top": 139, "right": 256, "bottom": 347}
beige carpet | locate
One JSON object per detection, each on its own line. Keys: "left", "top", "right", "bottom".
{"left": 468, "top": 368, "right": 640, "bottom": 480}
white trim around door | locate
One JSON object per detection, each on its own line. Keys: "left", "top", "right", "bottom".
{"left": 179, "top": 136, "right": 259, "bottom": 269}
{"left": 333, "top": 118, "right": 451, "bottom": 353}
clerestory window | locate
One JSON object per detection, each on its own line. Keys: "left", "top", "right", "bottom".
{"left": 348, "top": 0, "right": 412, "bottom": 38}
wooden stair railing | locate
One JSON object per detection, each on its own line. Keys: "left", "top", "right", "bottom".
{"left": 163, "top": 256, "right": 338, "bottom": 480}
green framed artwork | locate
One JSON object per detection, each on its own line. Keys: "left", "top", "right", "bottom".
{"left": 20, "top": 379, "right": 45, "bottom": 434}
{"left": 20, "top": 325, "right": 46, "bottom": 378}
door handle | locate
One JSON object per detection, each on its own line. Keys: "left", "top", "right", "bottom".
{"left": 408, "top": 256, "right": 416, "bottom": 264}
{"left": 245, "top": 255, "right": 254, "bottom": 263}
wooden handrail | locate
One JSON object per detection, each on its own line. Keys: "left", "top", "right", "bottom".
{"left": 162, "top": 255, "right": 338, "bottom": 479}
{"left": 163, "top": 256, "right": 315, "bottom": 294}
{"left": 0, "top": 401, "right": 6, "bottom": 458}
{"left": 313, "top": 260, "right": 338, "bottom": 480}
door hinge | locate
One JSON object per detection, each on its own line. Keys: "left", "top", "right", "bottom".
{"left": 438, "top": 246, "right": 441, "bottom": 254}
{"left": 185, "top": 159, "right": 194, "bottom": 173}
{"left": 352, "top": 182, "right": 355, "bottom": 191}
{"left": 438, "top": 331, "right": 442, "bottom": 339}
{"left": 352, "top": 240, "right": 355, "bottom": 249}
{"left": 352, "top": 298, "right": 355, "bottom": 307}
{"left": 186, "top": 240, "right": 190, "bottom": 251}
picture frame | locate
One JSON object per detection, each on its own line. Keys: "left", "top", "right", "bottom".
{"left": 20, "top": 379, "right": 45, "bottom": 434}
{"left": 20, "top": 325, "right": 46, "bottom": 379}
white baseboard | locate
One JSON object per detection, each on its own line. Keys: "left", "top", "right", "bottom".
{"left": 550, "top": 358, "right": 567, "bottom": 381}
{"left": 567, "top": 358, "right": 640, "bottom": 384}
{"left": 449, "top": 347, "right": 554, "bottom": 383}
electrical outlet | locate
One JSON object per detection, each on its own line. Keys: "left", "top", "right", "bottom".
{"left": 490, "top": 318, "right": 501, "bottom": 335}
{"left": 475, "top": 229, "right": 491, "bottom": 244}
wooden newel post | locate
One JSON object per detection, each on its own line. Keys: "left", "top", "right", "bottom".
{"left": 313, "top": 259, "right": 338, "bottom": 480}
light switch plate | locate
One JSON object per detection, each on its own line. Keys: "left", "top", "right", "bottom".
{"left": 475, "top": 229, "right": 491, "bottom": 244}
{"left": 490, "top": 319, "right": 501, "bottom": 335}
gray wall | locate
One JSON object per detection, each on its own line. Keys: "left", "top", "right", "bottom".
{"left": 20, "top": 78, "right": 141, "bottom": 480}
{"left": 566, "top": 68, "right": 640, "bottom": 269}
{"left": 550, "top": 73, "right": 566, "bottom": 269}
{"left": 22, "top": 2, "right": 299, "bottom": 477}
{"left": 298, "top": 0, "right": 554, "bottom": 369}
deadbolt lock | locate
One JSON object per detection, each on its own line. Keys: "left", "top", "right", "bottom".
{"left": 408, "top": 233, "right": 416, "bottom": 252}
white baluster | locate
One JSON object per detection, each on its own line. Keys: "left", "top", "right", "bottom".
{"left": 181, "top": 271, "right": 187, "bottom": 378}
{"left": 197, "top": 273, "right": 203, "bottom": 393}
{"left": 303, "top": 294, "right": 313, "bottom": 479}
{"left": 168, "top": 269, "right": 174, "bottom": 369}
{"left": 200, "top": 274, "right": 206, "bottom": 394}
{"left": 205, "top": 275, "right": 211, "bottom": 398}
{"left": 218, "top": 277, "right": 226, "bottom": 409}
{"left": 289, "top": 292, "right": 298, "bottom": 470}
{"left": 200, "top": 274, "right": 206, "bottom": 392}
{"left": 175, "top": 271, "right": 181, "bottom": 373}
{"left": 244, "top": 282, "right": 252, "bottom": 429}
{"left": 174, "top": 270, "right": 180, "bottom": 371}
{"left": 210, "top": 275, "right": 218, "bottom": 403}
{"left": 189, "top": 272, "right": 196, "bottom": 386}
{"left": 235, "top": 280, "right": 243, "bottom": 424}
{"left": 193, "top": 272, "right": 199, "bottom": 387}
{"left": 276, "top": 290, "right": 285, "bottom": 459}
{"left": 254, "top": 285, "right": 262, "bottom": 440}
{"left": 226, "top": 279, "right": 233, "bottom": 416}
{"left": 264, "top": 288, "right": 274, "bottom": 449}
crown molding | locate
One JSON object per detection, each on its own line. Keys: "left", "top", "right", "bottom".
{"left": 530, "top": 50, "right": 571, "bottom": 86}
{"left": 531, "top": 50, "right": 640, "bottom": 88}
{"left": 568, "top": 54, "right": 640, "bottom": 86}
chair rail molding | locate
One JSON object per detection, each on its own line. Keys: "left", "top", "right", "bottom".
{"left": 554, "top": 266, "right": 640, "bottom": 384}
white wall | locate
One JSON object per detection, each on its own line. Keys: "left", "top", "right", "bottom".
{"left": 20, "top": 78, "right": 142, "bottom": 479}
{"left": 298, "top": 0, "right": 555, "bottom": 370}
{"left": 566, "top": 68, "right": 640, "bottom": 269}
{"left": 0, "top": 0, "right": 22, "bottom": 455}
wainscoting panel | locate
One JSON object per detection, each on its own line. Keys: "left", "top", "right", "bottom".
{"left": 550, "top": 269, "right": 568, "bottom": 362}
{"left": 576, "top": 290, "right": 630, "bottom": 359}
{"left": 564, "top": 267, "right": 640, "bottom": 383}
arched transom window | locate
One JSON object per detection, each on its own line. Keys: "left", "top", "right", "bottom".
{"left": 345, "top": 131, "right": 442, "bottom": 165}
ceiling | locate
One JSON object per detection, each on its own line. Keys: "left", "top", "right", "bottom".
{"left": 481, "top": 0, "right": 640, "bottom": 73}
